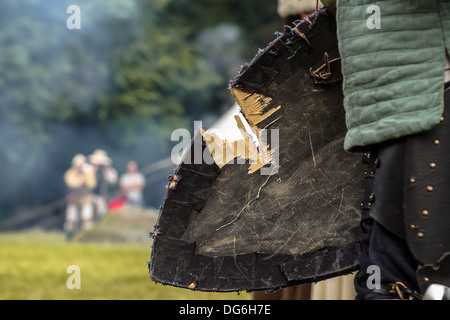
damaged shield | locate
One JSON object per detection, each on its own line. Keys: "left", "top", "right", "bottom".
{"left": 149, "top": 6, "right": 364, "bottom": 292}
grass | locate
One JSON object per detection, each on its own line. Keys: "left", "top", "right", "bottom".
{"left": 0, "top": 229, "right": 251, "bottom": 300}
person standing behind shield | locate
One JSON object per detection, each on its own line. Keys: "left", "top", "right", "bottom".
{"left": 64, "top": 154, "right": 97, "bottom": 240}
{"left": 120, "top": 161, "right": 146, "bottom": 208}
{"left": 89, "top": 149, "right": 118, "bottom": 220}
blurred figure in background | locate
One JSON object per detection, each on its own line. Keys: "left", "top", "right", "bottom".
{"left": 120, "top": 161, "right": 146, "bottom": 208}
{"left": 64, "top": 154, "right": 97, "bottom": 240}
{"left": 89, "top": 149, "right": 118, "bottom": 220}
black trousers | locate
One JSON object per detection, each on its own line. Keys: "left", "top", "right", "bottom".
{"left": 354, "top": 218, "right": 419, "bottom": 299}
{"left": 354, "top": 82, "right": 450, "bottom": 299}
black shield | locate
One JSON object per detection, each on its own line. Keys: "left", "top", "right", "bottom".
{"left": 149, "top": 7, "right": 364, "bottom": 292}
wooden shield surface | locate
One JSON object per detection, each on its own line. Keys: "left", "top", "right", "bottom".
{"left": 149, "top": 7, "right": 364, "bottom": 292}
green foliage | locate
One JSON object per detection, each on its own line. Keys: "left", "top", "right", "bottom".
{"left": 0, "top": 0, "right": 138, "bottom": 213}
{"left": 0, "top": 0, "right": 282, "bottom": 216}
{"left": 103, "top": 0, "right": 222, "bottom": 128}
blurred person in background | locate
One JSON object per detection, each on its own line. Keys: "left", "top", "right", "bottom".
{"left": 89, "top": 149, "right": 118, "bottom": 220}
{"left": 64, "top": 154, "right": 97, "bottom": 240}
{"left": 120, "top": 161, "right": 146, "bottom": 208}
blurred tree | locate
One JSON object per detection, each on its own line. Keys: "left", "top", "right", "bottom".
{"left": 0, "top": 0, "right": 138, "bottom": 215}
{"left": 165, "top": 0, "right": 282, "bottom": 114}
{"left": 0, "top": 0, "right": 281, "bottom": 220}
{"left": 102, "top": 0, "right": 223, "bottom": 140}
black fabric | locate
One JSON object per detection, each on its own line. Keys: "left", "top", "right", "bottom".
{"left": 403, "top": 86, "right": 450, "bottom": 269}
{"left": 369, "top": 138, "right": 406, "bottom": 238}
{"left": 355, "top": 85, "right": 450, "bottom": 298}
{"left": 368, "top": 84, "right": 450, "bottom": 242}
{"left": 354, "top": 218, "right": 419, "bottom": 300}
{"left": 360, "top": 151, "right": 378, "bottom": 222}
{"left": 417, "top": 253, "right": 450, "bottom": 292}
